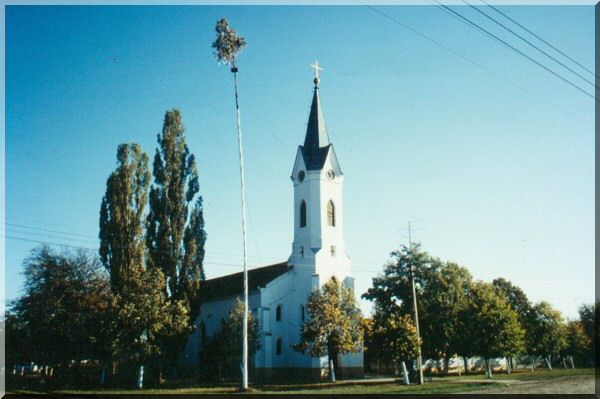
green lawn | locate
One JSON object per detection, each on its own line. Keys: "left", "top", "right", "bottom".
{"left": 12, "top": 368, "right": 595, "bottom": 395}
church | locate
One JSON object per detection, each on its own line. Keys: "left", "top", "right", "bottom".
{"left": 182, "top": 66, "right": 363, "bottom": 383}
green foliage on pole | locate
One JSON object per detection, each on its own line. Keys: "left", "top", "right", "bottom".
{"left": 212, "top": 18, "right": 247, "bottom": 66}
{"left": 294, "top": 278, "right": 363, "bottom": 382}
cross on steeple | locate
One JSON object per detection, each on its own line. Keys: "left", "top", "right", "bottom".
{"left": 310, "top": 61, "right": 323, "bottom": 87}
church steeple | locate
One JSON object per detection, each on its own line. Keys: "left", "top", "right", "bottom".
{"left": 303, "top": 88, "right": 330, "bottom": 152}
{"left": 299, "top": 61, "right": 341, "bottom": 173}
{"left": 290, "top": 61, "right": 350, "bottom": 282}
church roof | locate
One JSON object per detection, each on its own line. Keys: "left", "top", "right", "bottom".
{"left": 199, "top": 262, "right": 291, "bottom": 303}
{"left": 301, "top": 88, "right": 335, "bottom": 171}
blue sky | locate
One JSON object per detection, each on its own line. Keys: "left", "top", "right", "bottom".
{"left": 5, "top": 5, "right": 595, "bottom": 319}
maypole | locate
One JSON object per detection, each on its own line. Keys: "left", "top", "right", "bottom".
{"left": 212, "top": 18, "right": 249, "bottom": 390}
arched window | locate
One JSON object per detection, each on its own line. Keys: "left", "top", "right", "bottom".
{"left": 300, "top": 201, "right": 307, "bottom": 228}
{"left": 327, "top": 200, "right": 335, "bottom": 226}
{"left": 276, "top": 304, "right": 282, "bottom": 321}
{"left": 301, "top": 304, "right": 305, "bottom": 322}
{"left": 276, "top": 337, "right": 282, "bottom": 355}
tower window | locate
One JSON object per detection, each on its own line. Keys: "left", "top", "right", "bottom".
{"left": 330, "top": 245, "right": 336, "bottom": 257}
{"left": 300, "top": 246, "right": 304, "bottom": 257}
{"left": 276, "top": 337, "right": 283, "bottom": 355}
{"left": 300, "top": 201, "right": 307, "bottom": 228}
{"left": 276, "top": 304, "right": 282, "bottom": 321}
{"left": 327, "top": 200, "right": 335, "bottom": 226}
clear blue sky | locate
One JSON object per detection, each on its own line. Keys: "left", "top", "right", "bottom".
{"left": 5, "top": 5, "right": 595, "bottom": 319}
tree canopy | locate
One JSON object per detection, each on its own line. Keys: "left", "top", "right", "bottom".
{"left": 295, "top": 278, "right": 363, "bottom": 382}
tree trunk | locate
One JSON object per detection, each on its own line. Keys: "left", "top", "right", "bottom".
{"left": 505, "top": 357, "right": 511, "bottom": 374}
{"left": 485, "top": 359, "right": 492, "bottom": 379}
{"left": 463, "top": 357, "right": 469, "bottom": 375}
{"left": 443, "top": 356, "right": 450, "bottom": 376}
{"left": 101, "top": 366, "right": 106, "bottom": 385}
{"left": 530, "top": 354, "right": 535, "bottom": 373}
{"left": 401, "top": 361, "right": 410, "bottom": 385}
{"left": 545, "top": 356, "right": 552, "bottom": 371}
{"left": 569, "top": 355, "right": 575, "bottom": 369}
{"left": 137, "top": 365, "right": 144, "bottom": 389}
{"left": 328, "top": 355, "right": 336, "bottom": 383}
{"left": 562, "top": 356, "right": 568, "bottom": 369}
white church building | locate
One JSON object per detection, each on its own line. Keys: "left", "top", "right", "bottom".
{"left": 182, "top": 69, "right": 363, "bottom": 383}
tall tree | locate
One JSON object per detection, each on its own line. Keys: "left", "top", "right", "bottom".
{"left": 527, "top": 301, "right": 568, "bottom": 370}
{"left": 294, "top": 278, "right": 363, "bottom": 382}
{"left": 492, "top": 278, "right": 533, "bottom": 371}
{"left": 363, "top": 245, "right": 472, "bottom": 372}
{"left": 145, "top": 110, "right": 206, "bottom": 372}
{"left": 146, "top": 110, "right": 206, "bottom": 329}
{"left": 8, "top": 246, "right": 111, "bottom": 378}
{"left": 565, "top": 320, "right": 591, "bottom": 367}
{"left": 461, "top": 282, "right": 525, "bottom": 378}
{"left": 100, "top": 143, "right": 188, "bottom": 385}
{"left": 577, "top": 302, "right": 597, "bottom": 366}
{"left": 100, "top": 143, "right": 151, "bottom": 294}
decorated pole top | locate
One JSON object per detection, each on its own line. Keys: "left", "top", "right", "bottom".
{"left": 310, "top": 61, "right": 323, "bottom": 88}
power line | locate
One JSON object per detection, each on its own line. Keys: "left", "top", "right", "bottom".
{"left": 1, "top": 234, "right": 274, "bottom": 270}
{"left": 361, "top": 5, "right": 587, "bottom": 123}
{"left": 463, "top": 0, "right": 597, "bottom": 89}
{"left": 481, "top": 0, "right": 594, "bottom": 77}
{"left": 2, "top": 233, "right": 405, "bottom": 275}
{"left": 433, "top": 2, "right": 596, "bottom": 101}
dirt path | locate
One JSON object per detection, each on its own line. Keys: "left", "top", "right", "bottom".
{"left": 463, "top": 375, "right": 595, "bottom": 394}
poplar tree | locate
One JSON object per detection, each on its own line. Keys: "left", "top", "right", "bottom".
{"left": 146, "top": 110, "right": 206, "bottom": 368}
{"left": 100, "top": 143, "right": 188, "bottom": 385}
{"left": 100, "top": 143, "right": 150, "bottom": 293}
{"left": 295, "top": 278, "right": 363, "bottom": 382}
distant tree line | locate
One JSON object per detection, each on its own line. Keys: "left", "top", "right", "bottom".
{"left": 5, "top": 109, "right": 207, "bottom": 389}
{"left": 362, "top": 244, "right": 597, "bottom": 379}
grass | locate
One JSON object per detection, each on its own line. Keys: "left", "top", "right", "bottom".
{"left": 11, "top": 368, "right": 595, "bottom": 395}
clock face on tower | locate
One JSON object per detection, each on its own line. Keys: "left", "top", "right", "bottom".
{"left": 298, "top": 171, "right": 305, "bottom": 182}
{"left": 327, "top": 169, "right": 335, "bottom": 180}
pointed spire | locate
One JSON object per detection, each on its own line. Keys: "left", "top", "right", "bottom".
{"left": 303, "top": 87, "right": 330, "bottom": 152}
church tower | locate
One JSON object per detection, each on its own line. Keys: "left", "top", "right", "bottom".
{"left": 290, "top": 63, "right": 351, "bottom": 284}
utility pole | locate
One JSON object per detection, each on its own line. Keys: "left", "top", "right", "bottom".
{"left": 408, "top": 221, "right": 424, "bottom": 385}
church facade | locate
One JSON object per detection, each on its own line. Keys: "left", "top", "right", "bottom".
{"left": 182, "top": 71, "right": 363, "bottom": 383}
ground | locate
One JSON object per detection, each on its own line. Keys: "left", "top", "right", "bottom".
{"left": 10, "top": 368, "right": 596, "bottom": 395}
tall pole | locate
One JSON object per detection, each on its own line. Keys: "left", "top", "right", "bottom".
{"left": 408, "top": 222, "right": 424, "bottom": 385}
{"left": 231, "top": 61, "right": 249, "bottom": 390}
